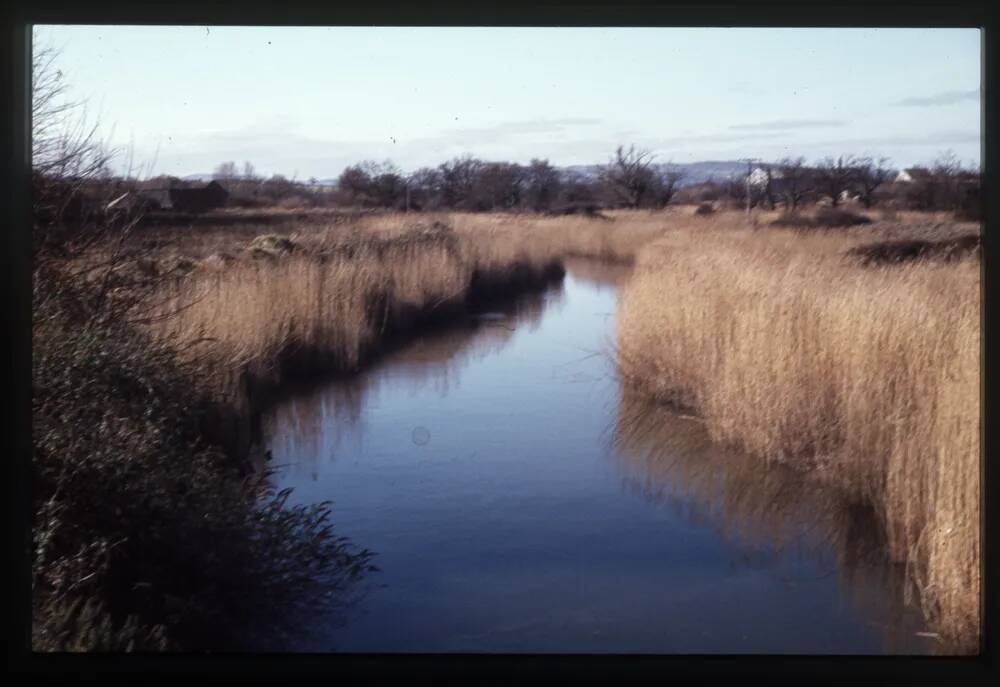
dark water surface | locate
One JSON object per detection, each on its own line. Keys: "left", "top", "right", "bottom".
{"left": 263, "top": 259, "right": 931, "bottom": 654}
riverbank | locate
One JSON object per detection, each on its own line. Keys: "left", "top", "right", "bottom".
{"left": 32, "top": 211, "right": 665, "bottom": 650}
{"left": 139, "top": 212, "right": 665, "bottom": 416}
{"left": 258, "top": 263, "right": 931, "bottom": 653}
{"left": 33, "top": 207, "right": 980, "bottom": 651}
{"left": 616, "top": 223, "right": 980, "bottom": 652}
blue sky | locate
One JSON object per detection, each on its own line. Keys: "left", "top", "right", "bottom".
{"left": 35, "top": 26, "right": 981, "bottom": 178}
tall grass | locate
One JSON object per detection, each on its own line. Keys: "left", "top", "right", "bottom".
{"left": 616, "top": 226, "right": 980, "bottom": 651}
{"left": 66, "top": 208, "right": 979, "bottom": 650}
{"left": 142, "top": 212, "right": 666, "bottom": 406}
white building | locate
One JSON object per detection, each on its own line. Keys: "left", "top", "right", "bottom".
{"left": 747, "top": 167, "right": 780, "bottom": 187}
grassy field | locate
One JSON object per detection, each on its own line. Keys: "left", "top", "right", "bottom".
{"left": 616, "top": 213, "right": 980, "bottom": 652}
{"left": 36, "top": 205, "right": 980, "bottom": 651}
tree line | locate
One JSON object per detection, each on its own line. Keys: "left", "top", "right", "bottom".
{"left": 202, "top": 145, "right": 691, "bottom": 214}
{"left": 38, "top": 137, "right": 980, "bottom": 222}
{"left": 202, "top": 145, "right": 979, "bottom": 217}
{"left": 720, "top": 152, "right": 980, "bottom": 215}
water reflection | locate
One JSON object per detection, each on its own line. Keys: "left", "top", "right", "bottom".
{"left": 261, "top": 261, "right": 933, "bottom": 654}
{"left": 264, "top": 284, "right": 563, "bottom": 475}
{"left": 612, "top": 389, "right": 930, "bottom": 653}
{"left": 561, "top": 256, "right": 635, "bottom": 288}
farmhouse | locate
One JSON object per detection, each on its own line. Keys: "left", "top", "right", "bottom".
{"left": 894, "top": 168, "right": 933, "bottom": 184}
{"left": 747, "top": 166, "right": 795, "bottom": 198}
{"left": 167, "top": 180, "right": 230, "bottom": 213}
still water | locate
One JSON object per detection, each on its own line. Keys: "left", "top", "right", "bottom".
{"left": 262, "top": 259, "right": 931, "bottom": 654}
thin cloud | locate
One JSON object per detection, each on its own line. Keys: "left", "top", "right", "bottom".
{"left": 729, "top": 119, "right": 848, "bottom": 131}
{"left": 421, "top": 118, "right": 604, "bottom": 147}
{"left": 894, "top": 90, "right": 979, "bottom": 106}
{"left": 652, "top": 131, "right": 787, "bottom": 146}
{"left": 815, "top": 130, "right": 981, "bottom": 147}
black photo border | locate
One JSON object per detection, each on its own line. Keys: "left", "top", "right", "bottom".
{"left": 3, "top": 0, "right": 995, "bottom": 679}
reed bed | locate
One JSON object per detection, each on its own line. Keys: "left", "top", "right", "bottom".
{"left": 142, "top": 212, "right": 665, "bottom": 404}
{"left": 617, "top": 225, "right": 980, "bottom": 651}
{"left": 130, "top": 209, "right": 979, "bottom": 649}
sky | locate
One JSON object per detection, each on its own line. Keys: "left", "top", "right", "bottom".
{"left": 34, "top": 26, "right": 982, "bottom": 179}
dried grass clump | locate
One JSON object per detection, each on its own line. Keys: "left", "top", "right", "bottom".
{"left": 847, "top": 234, "right": 981, "bottom": 267}
{"left": 248, "top": 233, "right": 299, "bottom": 258}
{"left": 772, "top": 208, "right": 872, "bottom": 229}
{"left": 617, "top": 226, "right": 980, "bottom": 652}
{"left": 814, "top": 207, "right": 873, "bottom": 227}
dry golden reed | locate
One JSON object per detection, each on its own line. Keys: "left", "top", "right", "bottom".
{"left": 617, "top": 225, "right": 980, "bottom": 651}
{"left": 144, "top": 211, "right": 665, "bottom": 398}
{"left": 137, "top": 208, "right": 978, "bottom": 650}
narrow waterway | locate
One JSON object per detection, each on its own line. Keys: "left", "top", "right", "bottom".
{"left": 262, "top": 259, "right": 932, "bottom": 654}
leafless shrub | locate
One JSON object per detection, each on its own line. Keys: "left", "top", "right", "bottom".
{"left": 814, "top": 155, "right": 861, "bottom": 207}
{"left": 601, "top": 145, "right": 657, "bottom": 209}
{"left": 854, "top": 156, "right": 894, "bottom": 208}
{"left": 775, "top": 157, "right": 815, "bottom": 210}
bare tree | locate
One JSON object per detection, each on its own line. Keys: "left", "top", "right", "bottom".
{"left": 776, "top": 157, "right": 814, "bottom": 210}
{"left": 601, "top": 145, "right": 657, "bottom": 209}
{"left": 32, "top": 46, "right": 119, "bottom": 240}
{"left": 523, "top": 159, "right": 562, "bottom": 212}
{"left": 369, "top": 161, "right": 407, "bottom": 208}
{"left": 655, "top": 166, "right": 686, "bottom": 208}
{"left": 31, "top": 44, "right": 170, "bottom": 332}
{"left": 438, "top": 155, "right": 485, "bottom": 210}
{"left": 853, "top": 156, "right": 893, "bottom": 208}
{"left": 31, "top": 45, "right": 134, "bottom": 266}
{"left": 814, "top": 155, "right": 859, "bottom": 207}
{"left": 32, "top": 47, "right": 114, "bottom": 182}
{"left": 474, "top": 162, "right": 525, "bottom": 211}
{"left": 931, "top": 150, "right": 964, "bottom": 212}
{"left": 213, "top": 161, "right": 239, "bottom": 181}
{"left": 336, "top": 163, "right": 373, "bottom": 206}
{"left": 406, "top": 167, "right": 443, "bottom": 210}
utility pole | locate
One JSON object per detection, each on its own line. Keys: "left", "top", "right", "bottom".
{"left": 739, "top": 158, "right": 759, "bottom": 222}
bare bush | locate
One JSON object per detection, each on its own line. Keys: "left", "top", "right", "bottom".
{"left": 601, "top": 145, "right": 657, "bottom": 209}
{"left": 853, "top": 156, "right": 894, "bottom": 208}
{"left": 775, "top": 157, "right": 815, "bottom": 210}
{"left": 814, "top": 155, "right": 860, "bottom": 207}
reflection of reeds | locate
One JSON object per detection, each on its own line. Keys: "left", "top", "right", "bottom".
{"left": 614, "top": 389, "right": 879, "bottom": 559}
{"left": 561, "top": 256, "right": 635, "bottom": 289}
{"left": 263, "top": 287, "right": 555, "bottom": 468}
{"left": 613, "top": 390, "right": 931, "bottom": 653}
{"left": 617, "top": 226, "right": 980, "bottom": 652}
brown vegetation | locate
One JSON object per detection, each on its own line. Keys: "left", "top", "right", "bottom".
{"left": 847, "top": 234, "right": 981, "bottom": 267}
{"left": 771, "top": 207, "right": 873, "bottom": 229}
{"left": 136, "top": 212, "right": 665, "bottom": 407}
{"left": 616, "top": 221, "right": 980, "bottom": 652}
{"left": 37, "top": 198, "right": 981, "bottom": 651}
